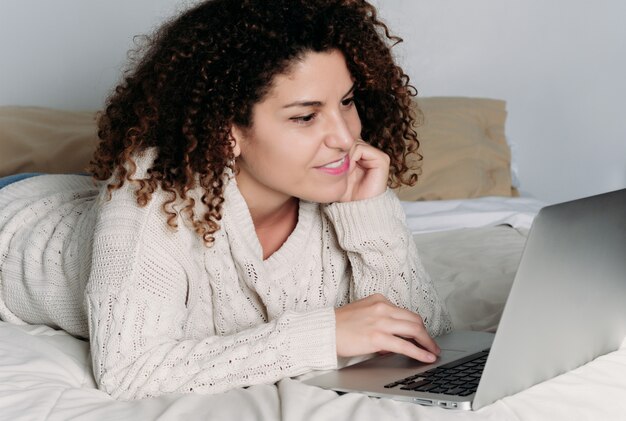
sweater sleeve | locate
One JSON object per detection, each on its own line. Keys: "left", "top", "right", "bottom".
{"left": 323, "top": 189, "right": 452, "bottom": 337}
{"left": 85, "top": 186, "right": 337, "bottom": 400}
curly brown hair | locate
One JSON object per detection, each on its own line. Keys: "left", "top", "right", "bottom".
{"left": 90, "top": 0, "right": 421, "bottom": 245}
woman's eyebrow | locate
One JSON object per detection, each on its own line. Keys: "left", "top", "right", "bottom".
{"left": 282, "top": 83, "right": 356, "bottom": 109}
{"left": 341, "top": 83, "right": 356, "bottom": 100}
{"left": 282, "top": 100, "right": 322, "bottom": 109}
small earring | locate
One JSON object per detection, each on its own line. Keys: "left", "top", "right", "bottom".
{"left": 225, "top": 157, "right": 238, "bottom": 178}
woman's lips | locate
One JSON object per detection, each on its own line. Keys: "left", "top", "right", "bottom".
{"left": 316, "top": 155, "right": 350, "bottom": 175}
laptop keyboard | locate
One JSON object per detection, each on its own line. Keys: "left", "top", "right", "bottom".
{"left": 383, "top": 349, "right": 489, "bottom": 397}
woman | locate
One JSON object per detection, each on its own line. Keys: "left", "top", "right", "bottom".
{"left": 0, "top": 0, "right": 451, "bottom": 400}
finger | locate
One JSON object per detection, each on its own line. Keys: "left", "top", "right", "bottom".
{"left": 349, "top": 142, "right": 389, "bottom": 169}
{"left": 347, "top": 143, "right": 364, "bottom": 174}
{"left": 382, "top": 317, "right": 441, "bottom": 355}
{"left": 379, "top": 334, "right": 438, "bottom": 363}
{"left": 384, "top": 307, "right": 438, "bottom": 345}
{"left": 377, "top": 304, "right": 441, "bottom": 355}
{"left": 386, "top": 306, "right": 425, "bottom": 325}
{"left": 367, "top": 298, "right": 426, "bottom": 329}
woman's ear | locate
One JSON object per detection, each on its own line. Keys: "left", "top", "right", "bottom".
{"left": 229, "top": 125, "right": 243, "bottom": 158}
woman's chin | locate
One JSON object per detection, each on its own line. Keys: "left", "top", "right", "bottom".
{"left": 299, "top": 188, "right": 348, "bottom": 204}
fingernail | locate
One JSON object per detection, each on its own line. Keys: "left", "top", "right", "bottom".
{"left": 426, "top": 353, "right": 437, "bottom": 362}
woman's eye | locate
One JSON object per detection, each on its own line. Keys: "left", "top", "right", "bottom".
{"left": 290, "top": 113, "right": 316, "bottom": 125}
{"left": 341, "top": 97, "right": 355, "bottom": 107}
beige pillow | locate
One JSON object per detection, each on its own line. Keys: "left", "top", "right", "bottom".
{"left": 395, "top": 97, "right": 512, "bottom": 200}
{"left": 0, "top": 106, "right": 98, "bottom": 176}
{"left": 0, "top": 101, "right": 513, "bottom": 199}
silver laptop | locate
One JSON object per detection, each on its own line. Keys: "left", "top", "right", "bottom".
{"left": 304, "top": 188, "right": 626, "bottom": 410}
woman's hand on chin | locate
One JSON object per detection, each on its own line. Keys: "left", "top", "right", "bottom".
{"left": 339, "top": 140, "right": 390, "bottom": 203}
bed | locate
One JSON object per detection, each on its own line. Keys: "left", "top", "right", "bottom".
{"left": 1, "top": 98, "right": 625, "bottom": 420}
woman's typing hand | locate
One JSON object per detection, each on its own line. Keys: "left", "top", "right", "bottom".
{"left": 334, "top": 293, "right": 441, "bottom": 362}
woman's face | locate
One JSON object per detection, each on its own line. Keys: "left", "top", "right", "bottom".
{"left": 232, "top": 49, "right": 362, "bottom": 206}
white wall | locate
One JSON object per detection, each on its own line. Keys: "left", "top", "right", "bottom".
{"left": 1, "top": 0, "right": 625, "bottom": 203}
{"left": 371, "top": 0, "right": 626, "bottom": 203}
{"left": 0, "top": 0, "right": 193, "bottom": 108}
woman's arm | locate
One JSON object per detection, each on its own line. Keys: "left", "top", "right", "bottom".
{"left": 86, "top": 186, "right": 337, "bottom": 400}
{"left": 324, "top": 189, "right": 452, "bottom": 337}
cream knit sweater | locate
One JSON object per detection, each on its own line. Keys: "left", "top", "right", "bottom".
{"left": 0, "top": 154, "right": 451, "bottom": 400}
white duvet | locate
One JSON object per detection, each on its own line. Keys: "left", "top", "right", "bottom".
{"left": 1, "top": 196, "right": 625, "bottom": 420}
{"left": 401, "top": 196, "right": 544, "bottom": 234}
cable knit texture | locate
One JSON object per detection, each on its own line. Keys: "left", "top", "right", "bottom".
{"left": 0, "top": 152, "right": 451, "bottom": 400}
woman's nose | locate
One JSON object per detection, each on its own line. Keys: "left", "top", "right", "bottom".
{"left": 324, "top": 114, "right": 355, "bottom": 151}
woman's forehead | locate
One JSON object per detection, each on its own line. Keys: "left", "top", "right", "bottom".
{"left": 262, "top": 50, "right": 353, "bottom": 103}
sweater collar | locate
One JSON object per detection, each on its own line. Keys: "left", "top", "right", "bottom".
{"left": 222, "top": 178, "right": 318, "bottom": 274}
